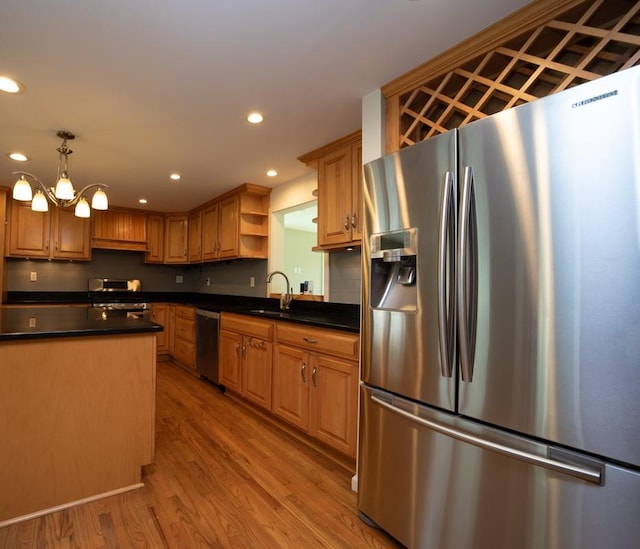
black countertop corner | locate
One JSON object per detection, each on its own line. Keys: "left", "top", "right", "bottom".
{"left": 0, "top": 306, "right": 163, "bottom": 342}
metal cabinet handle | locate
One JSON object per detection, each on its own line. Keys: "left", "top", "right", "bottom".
{"left": 311, "top": 367, "right": 317, "bottom": 387}
{"left": 371, "top": 395, "right": 603, "bottom": 485}
{"left": 235, "top": 342, "right": 240, "bottom": 355}
{"left": 344, "top": 215, "right": 350, "bottom": 230}
{"left": 351, "top": 213, "right": 357, "bottom": 229}
{"left": 301, "top": 362, "right": 307, "bottom": 382}
{"left": 302, "top": 336, "right": 319, "bottom": 344}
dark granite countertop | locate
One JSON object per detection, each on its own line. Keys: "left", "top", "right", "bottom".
{"left": 0, "top": 306, "right": 163, "bottom": 342}
{"left": 4, "top": 292, "right": 361, "bottom": 333}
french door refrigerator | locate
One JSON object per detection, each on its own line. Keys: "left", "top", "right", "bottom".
{"left": 358, "top": 65, "right": 640, "bottom": 549}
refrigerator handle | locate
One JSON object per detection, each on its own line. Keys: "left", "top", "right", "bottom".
{"left": 437, "top": 170, "right": 454, "bottom": 378}
{"left": 458, "top": 165, "right": 474, "bottom": 382}
{"left": 371, "top": 395, "right": 604, "bottom": 485}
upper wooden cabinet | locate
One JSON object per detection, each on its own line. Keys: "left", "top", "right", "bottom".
{"left": 92, "top": 208, "right": 147, "bottom": 251}
{"left": 6, "top": 201, "right": 91, "bottom": 260}
{"left": 5, "top": 182, "right": 270, "bottom": 264}
{"left": 145, "top": 214, "right": 164, "bottom": 263}
{"left": 201, "top": 201, "right": 219, "bottom": 261}
{"left": 299, "top": 131, "right": 362, "bottom": 250}
{"left": 188, "top": 210, "right": 202, "bottom": 263}
{"left": 164, "top": 214, "right": 188, "bottom": 263}
{"left": 194, "top": 183, "right": 270, "bottom": 263}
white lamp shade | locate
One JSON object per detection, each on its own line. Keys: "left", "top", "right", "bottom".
{"left": 54, "top": 174, "right": 75, "bottom": 200}
{"left": 31, "top": 190, "right": 49, "bottom": 212}
{"left": 91, "top": 188, "right": 108, "bottom": 210}
{"left": 13, "top": 176, "right": 33, "bottom": 201}
{"left": 74, "top": 197, "right": 91, "bottom": 218}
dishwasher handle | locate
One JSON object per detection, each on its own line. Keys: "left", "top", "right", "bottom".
{"left": 196, "top": 309, "right": 220, "bottom": 320}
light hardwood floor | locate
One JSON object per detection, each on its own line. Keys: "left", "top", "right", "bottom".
{"left": 0, "top": 360, "right": 401, "bottom": 548}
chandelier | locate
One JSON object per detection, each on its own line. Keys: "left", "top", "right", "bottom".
{"left": 12, "top": 130, "right": 109, "bottom": 218}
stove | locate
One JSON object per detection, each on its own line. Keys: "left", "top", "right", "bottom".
{"left": 88, "top": 278, "right": 150, "bottom": 320}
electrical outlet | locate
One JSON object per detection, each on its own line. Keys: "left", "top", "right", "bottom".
{"left": 30, "top": 271, "right": 37, "bottom": 282}
{"left": 205, "top": 277, "right": 211, "bottom": 286}
{"left": 250, "top": 276, "right": 255, "bottom": 287}
{"left": 176, "top": 275, "right": 184, "bottom": 284}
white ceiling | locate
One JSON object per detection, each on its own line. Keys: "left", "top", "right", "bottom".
{"left": 0, "top": 0, "right": 530, "bottom": 213}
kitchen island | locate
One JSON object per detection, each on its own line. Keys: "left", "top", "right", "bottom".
{"left": 0, "top": 307, "right": 162, "bottom": 526}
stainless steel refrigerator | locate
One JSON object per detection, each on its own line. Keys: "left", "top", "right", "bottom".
{"left": 358, "top": 65, "right": 640, "bottom": 549}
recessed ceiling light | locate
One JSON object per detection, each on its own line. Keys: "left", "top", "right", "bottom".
{"left": 0, "top": 76, "right": 22, "bottom": 94}
{"left": 170, "top": 173, "right": 181, "bottom": 180}
{"left": 266, "top": 169, "right": 278, "bottom": 177}
{"left": 139, "top": 199, "right": 148, "bottom": 204}
{"left": 8, "top": 152, "right": 29, "bottom": 162}
{"left": 247, "top": 112, "right": 263, "bottom": 124}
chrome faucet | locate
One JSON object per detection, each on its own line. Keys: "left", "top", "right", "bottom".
{"left": 266, "top": 270, "right": 292, "bottom": 310}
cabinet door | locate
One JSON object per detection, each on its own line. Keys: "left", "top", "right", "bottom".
{"left": 8, "top": 202, "right": 50, "bottom": 257}
{"left": 309, "top": 354, "right": 358, "bottom": 458}
{"left": 242, "top": 337, "right": 273, "bottom": 410}
{"left": 167, "top": 305, "right": 176, "bottom": 355}
{"left": 151, "top": 304, "right": 168, "bottom": 353}
{"left": 164, "top": 214, "right": 188, "bottom": 263}
{"left": 51, "top": 208, "right": 91, "bottom": 260}
{"left": 350, "top": 141, "right": 363, "bottom": 243}
{"left": 317, "top": 145, "right": 352, "bottom": 247}
{"left": 220, "top": 329, "right": 242, "bottom": 393}
{"left": 188, "top": 210, "right": 202, "bottom": 263}
{"left": 145, "top": 214, "right": 164, "bottom": 263}
{"left": 218, "top": 193, "right": 239, "bottom": 258}
{"left": 272, "top": 344, "right": 309, "bottom": 431}
{"left": 201, "top": 202, "right": 219, "bottom": 261}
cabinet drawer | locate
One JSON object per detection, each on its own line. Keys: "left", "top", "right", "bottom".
{"left": 221, "top": 312, "right": 274, "bottom": 340}
{"left": 173, "top": 339, "right": 195, "bottom": 368}
{"left": 175, "top": 305, "right": 196, "bottom": 320}
{"left": 276, "top": 323, "right": 359, "bottom": 360}
{"left": 175, "top": 317, "right": 195, "bottom": 343}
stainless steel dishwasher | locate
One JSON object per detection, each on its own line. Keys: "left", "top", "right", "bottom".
{"left": 195, "top": 308, "right": 221, "bottom": 387}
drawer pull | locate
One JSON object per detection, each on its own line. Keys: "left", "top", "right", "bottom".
{"left": 302, "top": 337, "right": 319, "bottom": 344}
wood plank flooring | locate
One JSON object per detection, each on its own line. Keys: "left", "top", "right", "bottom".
{"left": 0, "top": 361, "right": 401, "bottom": 548}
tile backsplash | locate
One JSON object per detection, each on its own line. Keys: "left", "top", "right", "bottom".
{"left": 5, "top": 248, "right": 362, "bottom": 304}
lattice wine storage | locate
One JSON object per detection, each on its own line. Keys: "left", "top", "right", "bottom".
{"left": 387, "top": 0, "right": 640, "bottom": 150}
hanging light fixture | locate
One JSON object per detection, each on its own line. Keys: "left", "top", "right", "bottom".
{"left": 11, "top": 130, "right": 109, "bottom": 218}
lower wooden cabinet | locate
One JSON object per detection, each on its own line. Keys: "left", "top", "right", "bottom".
{"left": 273, "top": 323, "right": 359, "bottom": 459}
{"left": 220, "top": 313, "right": 273, "bottom": 411}
{"left": 150, "top": 303, "right": 169, "bottom": 353}
{"left": 173, "top": 305, "right": 196, "bottom": 370}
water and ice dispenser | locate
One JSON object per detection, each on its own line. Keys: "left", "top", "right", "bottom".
{"left": 369, "top": 228, "right": 417, "bottom": 312}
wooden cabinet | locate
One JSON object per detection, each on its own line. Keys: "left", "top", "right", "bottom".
{"left": 201, "top": 201, "right": 219, "bottom": 261}
{"left": 220, "top": 312, "right": 274, "bottom": 410}
{"left": 164, "top": 214, "right": 188, "bottom": 263}
{"left": 299, "top": 131, "right": 362, "bottom": 250}
{"left": 218, "top": 193, "right": 239, "bottom": 258}
{"left": 173, "top": 305, "right": 196, "bottom": 369}
{"left": 196, "top": 183, "right": 270, "bottom": 263}
{"left": 273, "top": 322, "right": 359, "bottom": 458}
{"left": 145, "top": 214, "right": 164, "bottom": 263}
{"left": 92, "top": 208, "right": 147, "bottom": 251}
{"left": 188, "top": 210, "right": 202, "bottom": 262}
{"left": 150, "top": 303, "right": 169, "bottom": 354}
{"left": 7, "top": 202, "right": 91, "bottom": 260}
{"left": 167, "top": 304, "right": 176, "bottom": 356}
